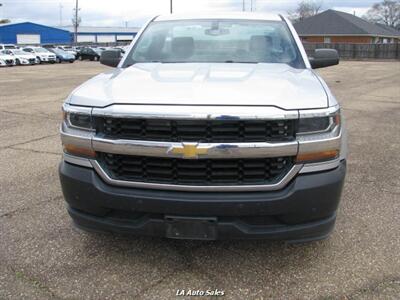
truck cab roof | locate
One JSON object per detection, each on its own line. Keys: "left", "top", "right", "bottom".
{"left": 154, "top": 12, "right": 283, "bottom": 22}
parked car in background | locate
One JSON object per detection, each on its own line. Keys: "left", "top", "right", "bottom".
{"left": 0, "top": 50, "right": 16, "bottom": 67}
{"left": 57, "top": 46, "right": 77, "bottom": 57}
{"left": 0, "top": 44, "right": 19, "bottom": 51}
{"left": 73, "top": 46, "right": 83, "bottom": 52}
{"left": 2, "top": 49, "right": 38, "bottom": 65}
{"left": 112, "top": 46, "right": 126, "bottom": 54}
{"left": 22, "top": 46, "right": 57, "bottom": 63}
{"left": 76, "top": 47, "right": 101, "bottom": 61}
{"left": 47, "top": 48, "right": 75, "bottom": 63}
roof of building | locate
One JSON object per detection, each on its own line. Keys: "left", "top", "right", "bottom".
{"left": 156, "top": 12, "right": 282, "bottom": 22}
{"left": 294, "top": 9, "right": 400, "bottom": 38}
{"left": 59, "top": 26, "right": 141, "bottom": 34}
{"left": 0, "top": 21, "right": 70, "bottom": 33}
{"left": 375, "top": 23, "right": 400, "bottom": 36}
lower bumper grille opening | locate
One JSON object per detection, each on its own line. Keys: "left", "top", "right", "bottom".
{"left": 97, "top": 153, "right": 294, "bottom": 186}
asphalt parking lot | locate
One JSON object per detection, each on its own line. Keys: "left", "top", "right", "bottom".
{"left": 1, "top": 60, "right": 399, "bottom": 299}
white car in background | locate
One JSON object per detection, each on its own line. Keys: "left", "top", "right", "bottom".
{"left": 0, "top": 44, "right": 19, "bottom": 51}
{"left": 0, "top": 50, "right": 16, "bottom": 67}
{"left": 57, "top": 46, "right": 77, "bottom": 57}
{"left": 22, "top": 46, "right": 57, "bottom": 63}
{"left": 2, "top": 49, "right": 38, "bottom": 65}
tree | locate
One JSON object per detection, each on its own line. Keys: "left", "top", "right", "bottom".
{"left": 0, "top": 19, "right": 11, "bottom": 24}
{"left": 364, "top": 0, "right": 400, "bottom": 29}
{"left": 288, "top": 1, "right": 323, "bottom": 23}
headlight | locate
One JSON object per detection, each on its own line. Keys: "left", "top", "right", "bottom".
{"left": 297, "top": 110, "right": 340, "bottom": 135}
{"left": 62, "top": 104, "right": 94, "bottom": 131}
{"left": 296, "top": 108, "right": 342, "bottom": 164}
{"left": 69, "top": 113, "right": 92, "bottom": 129}
{"left": 62, "top": 104, "right": 96, "bottom": 158}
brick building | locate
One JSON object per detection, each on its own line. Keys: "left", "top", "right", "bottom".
{"left": 294, "top": 9, "right": 400, "bottom": 44}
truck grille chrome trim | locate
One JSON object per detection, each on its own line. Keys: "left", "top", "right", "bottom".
{"left": 300, "top": 158, "right": 341, "bottom": 174}
{"left": 63, "top": 153, "right": 93, "bottom": 168}
{"left": 90, "top": 160, "right": 303, "bottom": 192}
{"left": 92, "top": 105, "right": 299, "bottom": 120}
{"left": 92, "top": 138, "right": 298, "bottom": 159}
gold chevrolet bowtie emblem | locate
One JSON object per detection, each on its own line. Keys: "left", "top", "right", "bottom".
{"left": 168, "top": 143, "right": 209, "bottom": 159}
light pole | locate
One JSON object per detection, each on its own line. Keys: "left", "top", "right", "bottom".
{"left": 242, "top": 0, "right": 245, "bottom": 11}
{"left": 59, "top": 3, "right": 63, "bottom": 26}
{"left": 170, "top": 0, "right": 173, "bottom": 14}
{"left": 74, "top": 0, "right": 79, "bottom": 44}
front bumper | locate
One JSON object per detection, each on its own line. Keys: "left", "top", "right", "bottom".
{"left": 59, "top": 160, "right": 346, "bottom": 242}
{"left": 40, "top": 57, "right": 56, "bottom": 62}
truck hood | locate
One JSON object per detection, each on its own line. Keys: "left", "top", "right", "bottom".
{"left": 68, "top": 63, "right": 328, "bottom": 110}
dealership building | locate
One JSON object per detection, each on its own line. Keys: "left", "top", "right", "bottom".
{"left": 0, "top": 22, "right": 140, "bottom": 45}
{"left": 59, "top": 26, "right": 140, "bottom": 44}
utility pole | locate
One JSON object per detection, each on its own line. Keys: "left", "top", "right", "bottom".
{"left": 59, "top": 3, "right": 63, "bottom": 26}
{"left": 242, "top": 0, "right": 245, "bottom": 11}
{"left": 250, "top": 0, "right": 253, "bottom": 12}
{"left": 170, "top": 0, "right": 173, "bottom": 14}
{"left": 73, "top": 0, "right": 79, "bottom": 44}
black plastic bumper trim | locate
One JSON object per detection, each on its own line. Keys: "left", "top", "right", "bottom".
{"left": 59, "top": 160, "right": 346, "bottom": 241}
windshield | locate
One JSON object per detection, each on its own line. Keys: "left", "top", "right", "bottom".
{"left": 124, "top": 19, "right": 304, "bottom": 68}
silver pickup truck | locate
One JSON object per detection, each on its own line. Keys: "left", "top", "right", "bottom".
{"left": 60, "top": 13, "right": 347, "bottom": 242}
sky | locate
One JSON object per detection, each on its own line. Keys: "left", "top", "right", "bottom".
{"left": 0, "top": 0, "right": 378, "bottom": 28}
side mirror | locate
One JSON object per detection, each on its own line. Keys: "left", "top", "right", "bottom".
{"left": 100, "top": 50, "right": 121, "bottom": 67}
{"left": 309, "top": 49, "right": 339, "bottom": 69}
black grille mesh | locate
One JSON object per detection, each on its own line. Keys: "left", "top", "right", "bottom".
{"left": 98, "top": 153, "right": 294, "bottom": 186}
{"left": 96, "top": 118, "right": 296, "bottom": 143}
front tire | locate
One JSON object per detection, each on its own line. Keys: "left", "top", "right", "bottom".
{"left": 56, "top": 58, "right": 61, "bottom": 63}
{"left": 16, "top": 59, "right": 21, "bottom": 66}
{"left": 36, "top": 57, "right": 42, "bottom": 64}
{"left": 78, "top": 55, "right": 83, "bottom": 61}
{"left": 94, "top": 56, "right": 99, "bottom": 61}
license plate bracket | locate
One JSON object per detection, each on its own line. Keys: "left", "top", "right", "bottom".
{"left": 165, "top": 216, "right": 218, "bottom": 240}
